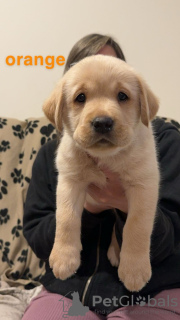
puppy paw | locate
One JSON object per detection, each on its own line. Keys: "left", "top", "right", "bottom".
{"left": 107, "top": 243, "right": 120, "bottom": 267}
{"left": 49, "top": 244, "right": 81, "bottom": 280}
{"left": 118, "top": 254, "right": 151, "bottom": 292}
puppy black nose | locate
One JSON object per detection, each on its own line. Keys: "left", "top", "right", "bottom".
{"left": 92, "top": 117, "right": 114, "bottom": 134}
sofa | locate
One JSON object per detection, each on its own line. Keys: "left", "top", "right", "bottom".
{"left": 0, "top": 116, "right": 57, "bottom": 319}
{"left": 0, "top": 115, "right": 179, "bottom": 319}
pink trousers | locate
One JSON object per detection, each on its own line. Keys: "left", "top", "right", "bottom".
{"left": 22, "top": 287, "right": 180, "bottom": 320}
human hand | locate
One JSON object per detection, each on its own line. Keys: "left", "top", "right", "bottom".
{"left": 84, "top": 166, "right": 128, "bottom": 214}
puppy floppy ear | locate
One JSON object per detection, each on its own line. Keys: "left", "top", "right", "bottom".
{"left": 138, "top": 76, "right": 159, "bottom": 127}
{"left": 43, "top": 80, "right": 64, "bottom": 132}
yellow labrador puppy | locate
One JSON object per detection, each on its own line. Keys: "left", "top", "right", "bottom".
{"left": 43, "top": 55, "right": 160, "bottom": 292}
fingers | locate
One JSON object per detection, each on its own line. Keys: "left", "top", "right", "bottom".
{"left": 87, "top": 183, "right": 100, "bottom": 194}
{"left": 100, "top": 165, "right": 119, "bottom": 182}
{"left": 87, "top": 183, "right": 105, "bottom": 201}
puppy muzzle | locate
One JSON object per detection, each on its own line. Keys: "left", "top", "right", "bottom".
{"left": 91, "top": 116, "right": 114, "bottom": 134}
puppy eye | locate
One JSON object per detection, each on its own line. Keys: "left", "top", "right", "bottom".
{"left": 118, "top": 92, "right": 128, "bottom": 102}
{"left": 75, "top": 93, "right": 86, "bottom": 103}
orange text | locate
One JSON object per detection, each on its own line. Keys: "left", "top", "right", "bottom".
{"left": 5, "top": 55, "right": 65, "bottom": 69}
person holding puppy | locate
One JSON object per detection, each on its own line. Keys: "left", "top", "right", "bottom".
{"left": 22, "top": 34, "right": 180, "bottom": 320}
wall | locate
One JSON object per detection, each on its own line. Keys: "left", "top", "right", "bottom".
{"left": 0, "top": 0, "right": 180, "bottom": 121}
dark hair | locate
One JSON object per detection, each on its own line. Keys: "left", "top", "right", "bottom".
{"left": 64, "top": 33, "right": 126, "bottom": 73}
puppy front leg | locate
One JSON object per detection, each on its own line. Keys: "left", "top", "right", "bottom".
{"left": 118, "top": 184, "right": 158, "bottom": 292}
{"left": 49, "top": 177, "right": 86, "bottom": 280}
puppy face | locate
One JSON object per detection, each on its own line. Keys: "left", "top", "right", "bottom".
{"left": 43, "top": 55, "right": 159, "bottom": 156}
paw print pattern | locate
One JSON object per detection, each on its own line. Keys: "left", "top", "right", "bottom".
{"left": 24, "top": 176, "right": 30, "bottom": 184}
{"left": 17, "top": 249, "right": 28, "bottom": 263}
{"left": 135, "top": 296, "right": 146, "bottom": 306}
{"left": 11, "top": 219, "right": 23, "bottom": 239}
{"left": 0, "top": 179, "right": 8, "bottom": 199}
{"left": 0, "top": 118, "right": 7, "bottom": 129}
{"left": 30, "top": 147, "right": 37, "bottom": 160}
{"left": 0, "top": 140, "right": 10, "bottom": 152}
{"left": 12, "top": 125, "right": 24, "bottom": 139}
{"left": 23, "top": 268, "right": 32, "bottom": 279}
{"left": 0, "top": 240, "right": 14, "bottom": 266}
{"left": 0, "top": 208, "right": 10, "bottom": 225}
{"left": 40, "top": 124, "right": 57, "bottom": 145}
{"left": 11, "top": 168, "right": 30, "bottom": 187}
{"left": 11, "top": 271, "right": 20, "bottom": 280}
{"left": 24, "top": 120, "right": 39, "bottom": 136}
{"left": 19, "top": 152, "right": 24, "bottom": 164}
{"left": 11, "top": 168, "right": 24, "bottom": 184}
{"left": 11, "top": 268, "right": 32, "bottom": 281}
